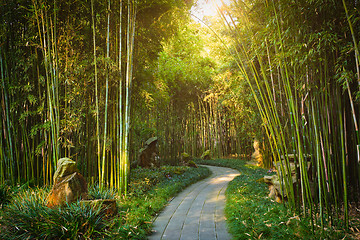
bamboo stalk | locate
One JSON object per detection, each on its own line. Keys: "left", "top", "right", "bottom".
{"left": 91, "top": 0, "right": 101, "bottom": 186}
{"left": 118, "top": 0, "right": 123, "bottom": 192}
{"left": 100, "top": 0, "right": 111, "bottom": 188}
{"left": 0, "top": 48, "right": 14, "bottom": 183}
{"left": 340, "top": 107, "right": 348, "bottom": 227}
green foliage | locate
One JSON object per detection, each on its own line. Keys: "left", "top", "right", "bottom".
{"left": 0, "top": 0, "right": 196, "bottom": 187}
{"left": 89, "top": 184, "right": 117, "bottom": 200}
{"left": 156, "top": 24, "right": 214, "bottom": 107}
{"left": 0, "top": 184, "right": 12, "bottom": 207}
{"left": 198, "top": 159, "right": 352, "bottom": 239}
{"left": 116, "top": 166, "right": 211, "bottom": 238}
{"left": 0, "top": 166, "right": 210, "bottom": 239}
{"left": 207, "top": 0, "right": 360, "bottom": 230}
{"left": 0, "top": 187, "right": 109, "bottom": 240}
{"left": 129, "top": 166, "right": 189, "bottom": 196}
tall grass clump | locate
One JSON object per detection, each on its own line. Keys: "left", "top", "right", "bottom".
{"left": 0, "top": 184, "right": 12, "bottom": 207}
{"left": 89, "top": 183, "right": 117, "bottom": 200}
{"left": 0, "top": 187, "right": 109, "bottom": 240}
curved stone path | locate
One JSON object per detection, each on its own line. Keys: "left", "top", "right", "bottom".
{"left": 148, "top": 165, "right": 240, "bottom": 240}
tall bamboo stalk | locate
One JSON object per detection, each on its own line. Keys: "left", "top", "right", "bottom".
{"left": 91, "top": 0, "right": 101, "bottom": 185}
{"left": 121, "top": 0, "right": 136, "bottom": 194}
{"left": 100, "top": 0, "right": 111, "bottom": 188}
{"left": 0, "top": 48, "right": 14, "bottom": 183}
{"left": 118, "top": 0, "right": 124, "bottom": 192}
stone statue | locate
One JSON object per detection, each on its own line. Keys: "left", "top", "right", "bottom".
{"left": 138, "top": 137, "right": 160, "bottom": 168}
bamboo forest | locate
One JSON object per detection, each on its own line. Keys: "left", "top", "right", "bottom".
{"left": 1, "top": 0, "right": 360, "bottom": 239}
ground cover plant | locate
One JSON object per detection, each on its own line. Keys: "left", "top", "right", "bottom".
{"left": 0, "top": 184, "right": 12, "bottom": 207}
{"left": 197, "top": 159, "right": 358, "bottom": 239}
{"left": 0, "top": 166, "right": 210, "bottom": 239}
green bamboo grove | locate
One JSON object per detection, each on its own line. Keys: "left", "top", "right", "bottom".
{"left": 1, "top": 0, "right": 143, "bottom": 191}
{"left": 1, "top": 0, "right": 360, "bottom": 230}
{"left": 211, "top": 0, "right": 360, "bottom": 228}
{"left": 0, "top": 0, "right": 245, "bottom": 189}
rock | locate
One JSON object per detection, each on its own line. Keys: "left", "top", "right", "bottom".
{"left": 264, "top": 173, "right": 297, "bottom": 202}
{"left": 200, "top": 150, "right": 211, "bottom": 160}
{"left": 138, "top": 137, "right": 159, "bottom": 168}
{"left": 263, "top": 175, "right": 273, "bottom": 184}
{"left": 180, "top": 152, "right": 197, "bottom": 167}
{"left": 181, "top": 152, "right": 191, "bottom": 163}
{"left": 80, "top": 199, "right": 117, "bottom": 216}
{"left": 46, "top": 158, "right": 88, "bottom": 208}
{"left": 187, "top": 160, "right": 198, "bottom": 168}
{"left": 53, "top": 158, "right": 78, "bottom": 183}
{"left": 265, "top": 157, "right": 313, "bottom": 203}
{"left": 275, "top": 159, "right": 311, "bottom": 183}
{"left": 145, "top": 137, "right": 158, "bottom": 146}
{"left": 264, "top": 175, "right": 283, "bottom": 202}
{"left": 268, "top": 185, "right": 282, "bottom": 203}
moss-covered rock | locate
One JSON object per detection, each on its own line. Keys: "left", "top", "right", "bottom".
{"left": 47, "top": 158, "right": 88, "bottom": 208}
{"left": 138, "top": 137, "right": 159, "bottom": 168}
{"left": 46, "top": 172, "right": 88, "bottom": 208}
{"left": 53, "top": 158, "right": 78, "bottom": 183}
{"left": 181, "top": 152, "right": 192, "bottom": 163}
{"left": 188, "top": 160, "right": 198, "bottom": 168}
{"left": 200, "top": 150, "right": 211, "bottom": 160}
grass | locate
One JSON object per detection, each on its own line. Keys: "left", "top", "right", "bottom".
{"left": 197, "top": 158, "right": 354, "bottom": 240}
{"left": 0, "top": 165, "right": 210, "bottom": 239}
{"left": 114, "top": 165, "right": 210, "bottom": 238}
{"left": 0, "top": 184, "right": 12, "bottom": 207}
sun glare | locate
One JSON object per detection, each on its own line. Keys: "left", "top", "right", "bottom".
{"left": 191, "top": 0, "right": 231, "bottom": 21}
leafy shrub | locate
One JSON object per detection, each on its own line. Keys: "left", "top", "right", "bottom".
{"left": 89, "top": 184, "right": 117, "bottom": 200}
{"left": 0, "top": 184, "right": 12, "bottom": 207}
{"left": 129, "top": 166, "right": 189, "bottom": 196}
{"left": 0, "top": 187, "right": 109, "bottom": 240}
{"left": 0, "top": 166, "right": 211, "bottom": 239}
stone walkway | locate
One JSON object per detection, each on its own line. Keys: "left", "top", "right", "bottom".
{"left": 148, "top": 165, "right": 240, "bottom": 240}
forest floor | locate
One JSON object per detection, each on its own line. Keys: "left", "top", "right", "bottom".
{"left": 197, "top": 158, "right": 360, "bottom": 240}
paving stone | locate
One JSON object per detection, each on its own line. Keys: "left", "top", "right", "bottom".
{"left": 148, "top": 231, "right": 163, "bottom": 240}
{"left": 149, "top": 165, "right": 239, "bottom": 240}
{"left": 183, "top": 216, "right": 199, "bottom": 226}
{"left": 200, "top": 219, "right": 215, "bottom": 229}
{"left": 181, "top": 223, "right": 199, "bottom": 239}
{"left": 199, "top": 227, "right": 216, "bottom": 240}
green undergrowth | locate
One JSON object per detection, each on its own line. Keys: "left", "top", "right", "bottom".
{"left": 0, "top": 165, "right": 210, "bottom": 239}
{"left": 197, "top": 159, "right": 352, "bottom": 240}
{"left": 114, "top": 165, "right": 210, "bottom": 238}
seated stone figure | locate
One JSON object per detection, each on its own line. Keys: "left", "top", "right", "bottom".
{"left": 138, "top": 137, "right": 160, "bottom": 168}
